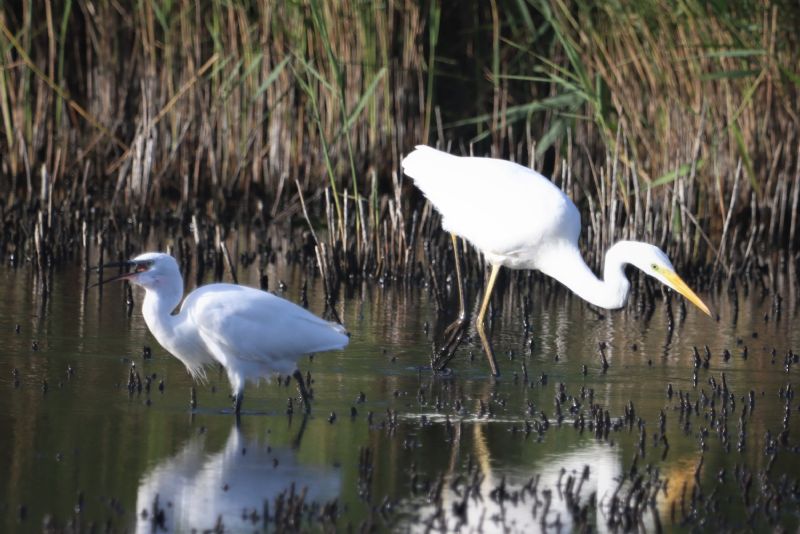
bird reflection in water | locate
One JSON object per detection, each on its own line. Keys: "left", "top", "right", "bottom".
{"left": 404, "top": 418, "right": 657, "bottom": 533}
{"left": 134, "top": 420, "right": 340, "bottom": 533}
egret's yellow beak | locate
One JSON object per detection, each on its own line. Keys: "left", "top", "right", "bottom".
{"left": 663, "top": 270, "right": 711, "bottom": 316}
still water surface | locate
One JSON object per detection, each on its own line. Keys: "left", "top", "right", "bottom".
{"left": 1, "top": 260, "right": 799, "bottom": 532}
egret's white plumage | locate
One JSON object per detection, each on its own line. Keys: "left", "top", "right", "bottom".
{"left": 403, "top": 145, "right": 579, "bottom": 270}
{"left": 402, "top": 145, "right": 710, "bottom": 375}
{"left": 98, "top": 252, "right": 348, "bottom": 413}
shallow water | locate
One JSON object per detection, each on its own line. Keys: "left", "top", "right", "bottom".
{"left": 1, "top": 260, "right": 800, "bottom": 532}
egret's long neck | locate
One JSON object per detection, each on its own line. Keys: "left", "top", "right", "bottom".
{"left": 141, "top": 279, "right": 184, "bottom": 343}
{"left": 537, "top": 241, "right": 630, "bottom": 310}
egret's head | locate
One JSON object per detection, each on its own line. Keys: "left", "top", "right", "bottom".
{"left": 623, "top": 242, "right": 711, "bottom": 316}
{"left": 94, "top": 252, "right": 181, "bottom": 292}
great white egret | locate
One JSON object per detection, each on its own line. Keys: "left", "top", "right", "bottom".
{"left": 402, "top": 145, "right": 711, "bottom": 376}
{"left": 95, "top": 252, "right": 349, "bottom": 414}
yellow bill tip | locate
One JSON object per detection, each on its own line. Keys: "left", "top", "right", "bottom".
{"left": 664, "top": 271, "right": 711, "bottom": 316}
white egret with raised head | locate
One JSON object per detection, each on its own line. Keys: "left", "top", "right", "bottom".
{"left": 96, "top": 252, "right": 349, "bottom": 414}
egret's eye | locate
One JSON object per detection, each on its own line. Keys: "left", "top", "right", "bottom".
{"left": 135, "top": 262, "right": 152, "bottom": 273}
{"left": 651, "top": 263, "right": 658, "bottom": 271}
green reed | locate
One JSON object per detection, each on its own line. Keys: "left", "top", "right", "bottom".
{"left": 0, "top": 0, "right": 797, "bottom": 280}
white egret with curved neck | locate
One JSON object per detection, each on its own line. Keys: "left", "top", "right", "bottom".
{"left": 402, "top": 145, "right": 710, "bottom": 376}
{"left": 96, "top": 253, "right": 349, "bottom": 414}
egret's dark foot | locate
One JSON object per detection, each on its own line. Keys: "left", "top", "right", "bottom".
{"left": 233, "top": 391, "right": 244, "bottom": 415}
{"left": 293, "top": 370, "right": 312, "bottom": 414}
{"left": 431, "top": 366, "right": 456, "bottom": 378}
{"left": 431, "top": 317, "right": 467, "bottom": 373}
{"left": 443, "top": 312, "right": 466, "bottom": 338}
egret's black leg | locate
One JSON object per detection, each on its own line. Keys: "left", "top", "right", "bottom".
{"left": 233, "top": 391, "right": 244, "bottom": 415}
{"left": 475, "top": 264, "right": 501, "bottom": 377}
{"left": 293, "top": 370, "right": 312, "bottom": 414}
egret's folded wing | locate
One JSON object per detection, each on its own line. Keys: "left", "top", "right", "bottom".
{"left": 186, "top": 284, "right": 348, "bottom": 364}
{"left": 402, "top": 146, "right": 580, "bottom": 257}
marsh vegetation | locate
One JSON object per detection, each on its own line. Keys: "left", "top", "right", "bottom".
{"left": 1, "top": 1, "right": 800, "bottom": 531}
